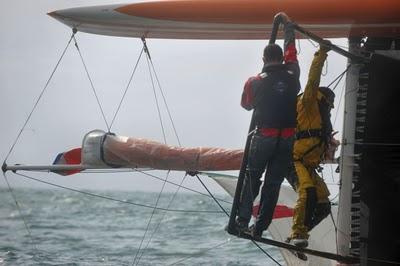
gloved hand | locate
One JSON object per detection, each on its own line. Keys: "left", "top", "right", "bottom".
{"left": 320, "top": 40, "right": 332, "bottom": 52}
{"left": 284, "top": 21, "right": 296, "bottom": 51}
{"left": 275, "top": 12, "right": 290, "bottom": 24}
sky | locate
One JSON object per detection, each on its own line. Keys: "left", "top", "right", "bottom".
{"left": 0, "top": 0, "right": 348, "bottom": 195}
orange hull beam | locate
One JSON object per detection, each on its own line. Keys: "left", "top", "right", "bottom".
{"left": 48, "top": 0, "right": 400, "bottom": 39}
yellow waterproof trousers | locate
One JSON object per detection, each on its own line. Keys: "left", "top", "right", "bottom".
{"left": 291, "top": 147, "right": 330, "bottom": 239}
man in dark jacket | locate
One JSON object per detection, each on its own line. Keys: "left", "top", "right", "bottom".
{"left": 236, "top": 21, "right": 300, "bottom": 238}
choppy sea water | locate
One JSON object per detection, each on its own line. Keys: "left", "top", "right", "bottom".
{"left": 0, "top": 187, "right": 284, "bottom": 266}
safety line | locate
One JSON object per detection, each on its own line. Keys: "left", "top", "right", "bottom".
{"left": 2, "top": 172, "right": 38, "bottom": 254}
{"left": 14, "top": 172, "right": 222, "bottom": 214}
{"left": 110, "top": 46, "right": 145, "bottom": 130}
{"left": 195, "top": 174, "right": 282, "bottom": 266}
{"left": 167, "top": 239, "right": 231, "bottom": 266}
{"left": 73, "top": 35, "right": 110, "bottom": 131}
{"left": 3, "top": 33, "right": 75, "bottom": 163}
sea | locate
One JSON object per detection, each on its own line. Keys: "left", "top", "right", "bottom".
{"left": 0, "top": 187, "right": 284, "bottom": 266}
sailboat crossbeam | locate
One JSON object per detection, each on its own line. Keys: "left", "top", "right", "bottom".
{"left": 4, "top": 164, "right": 93, "bottom": 172}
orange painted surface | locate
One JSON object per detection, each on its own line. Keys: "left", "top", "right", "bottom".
{"left": 116, "top": 0, "right": 400, "bottom": 25}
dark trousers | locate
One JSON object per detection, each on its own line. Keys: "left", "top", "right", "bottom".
{"left": 238, "top": 133, "right": 294, "bottom": 231}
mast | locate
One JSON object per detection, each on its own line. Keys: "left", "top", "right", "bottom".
{"left": 338, "top": 37, "right": 400, "bottom": 265}
{"left": 337, "top": 37, "right": 362, "bottom": 257}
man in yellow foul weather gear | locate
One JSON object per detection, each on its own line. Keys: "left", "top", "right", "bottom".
{"left": 288, "top": 42, "right": 339, "bottom": 248}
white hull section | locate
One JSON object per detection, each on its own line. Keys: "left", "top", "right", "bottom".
{"left": 210, "top": 175, "right": 338, "bottom": 266}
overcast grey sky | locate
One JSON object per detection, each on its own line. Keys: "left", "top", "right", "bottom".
{"left": 0, "top": 1, "right": 347, "bottom": 194}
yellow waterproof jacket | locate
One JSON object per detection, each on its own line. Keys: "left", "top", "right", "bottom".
{"left": 293, "top": 49, "right": 328, "bottom": 166}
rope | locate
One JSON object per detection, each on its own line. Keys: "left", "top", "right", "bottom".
{"left": 167, "top": 239, "right": 231, "bottom": 266}
{"left": 14, "top": 172, "right": 222, "bottom": 214}
{"left": 327, "top": 64, "right": 350, "bottom": 89}
{"left": 2, "top": 172, "right": 38, "bottom": 254}
{"left": 195, "top": 175, "right": 282, "bottom": 266}
{"left": 110, "top": 46, "right": 145, "bottom": 130}
{"left": 296, "top": 38, "right": 302, "bottom": 55}
{"left": 3, "top": 33, "right": 75, "bottom": 163}
{"left": 307, "top": 38, "right": 319, "bottom": 48}
{"left": 322, "top": 57, "right": 328, "bottom": 76}
{"left": 73, "top": 35, "right": 110, "bottom": 131}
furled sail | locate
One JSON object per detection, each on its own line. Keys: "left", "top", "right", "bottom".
{"left": 52, "top": 130, "right": 243, "bottom": 175}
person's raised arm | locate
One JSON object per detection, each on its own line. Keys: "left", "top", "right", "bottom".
{"left": 303, "top": 42, "right": 330, "bottom": 103}
{"left": 283, "top": 22, "right": 300, "bottom": 80}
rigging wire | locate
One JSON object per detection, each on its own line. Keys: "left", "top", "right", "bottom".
{"left": 135, "top": 174, "right": 188, "bottom": 264}
{"left": 148, "top": 46, "right": 182, "bottom": 146}
{"left": 133, "top": 38, "right": 192, "bottom": 265}
{"left": 138, "top": 40, "right": 191, "bottom": 263}
{"left": 123, "top": 169, "right": 233, "bottom": 204}
{"left": 195, "top": 174, "right": 229, "bottom": 216}
{"left": 327, "top": 64, "right": 350, "bottom": 90}
{"left": 167, "top": 239, "right": 231, "bottom": 266}
{"left": 131, "top": 171, "right": 172, "bottom": 266}
{"left": 109, "top": 46, "right": 145, "bottom": 130}
{"left": 1, "top": 33, "right": 76, "bottom": 262}
{"left": 195, "top": 174, "right": 282, "bottom": 266}
{"left": 333, "top": 82, "right": 346, "bottom": 127}
{"left": 3, "top": 32, "right": 75, "bottom": 163}
{"left": 330, "top": 210, "right": 339, "bottom": 254}
{"left": 73, "top": 35, "right": 110, "bottom": 131}
{"left": 131, "top": 40, "right": 178, "bottom": 265}
{"left": 5, "top": 32, "right": 371, "bottom": 265}
{"left": 2, "top": 172, "right": 38, "bottom": 254}
{"left": 12, "top": 167, "right": 233, "bottom": 204}
{"left": 13, "top": 172, "right": 222, "bottom": 214}
{"left": 144, "top": 41, "right": 167, "bottom": 144}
